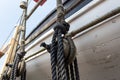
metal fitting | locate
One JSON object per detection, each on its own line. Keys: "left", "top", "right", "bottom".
{"left": 63, "top": 37, "right": 76, "bottom": 64}
{"left": 20, "top": 26, "right": 25, "bottom": 31}
{"left": 20, "top": 1, "right": 27, "bottom": 9}
{"left": 17, "top": 59, "right": 26, "bottom": 77}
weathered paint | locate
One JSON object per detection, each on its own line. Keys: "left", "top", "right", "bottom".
{"left": 25, "top": 0, "right": 120, "bottom": 80}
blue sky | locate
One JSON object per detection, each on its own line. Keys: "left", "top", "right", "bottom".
{"left": 0, "top": 0, "right": 56, "bottom": 73}
{"left": 0, "top": 0, "right": 56, "bottom": 48}
{"left": 0, "top": 0, "right": 22, "bottom": 48}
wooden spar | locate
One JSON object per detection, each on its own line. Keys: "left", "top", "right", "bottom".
{"left": 27, "top": 0, "right": 43, "bottom": 20}
{"left": 0, "top": 26, "right": 21, "bottom": 77}
{"left": 25, "top": 0, "right": 83, "bottom": 45}
{"left": 0, "top": 0, "right": 27, "bottom": 79}
{"left": 0, "top": 43, "right": 11, "bottom": 58}
{"left": 0, "top": 1, "right": 27, "bottom": 78}
{"left": 0, "top": 47, "right": 8, "bottom": 58}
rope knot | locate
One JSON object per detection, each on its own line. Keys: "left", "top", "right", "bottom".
{"left": 17, "top": 51, "right": 26, "bottom": 59}
{"left": 54, "top": 21, "right": 70, "bottom": 34}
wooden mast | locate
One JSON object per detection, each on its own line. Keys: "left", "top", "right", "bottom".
{"left": 0, "top": 26, "right": 22, "bottom": 78}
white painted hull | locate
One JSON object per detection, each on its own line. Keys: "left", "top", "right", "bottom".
{"left": 1, "top": 0, "right": 120, "bottom": 80}
{"left": 26, "top": 16, "right": 120, "bottom": 80}
{"left": 25, "top": 0, "right": 120, "bottom": 80}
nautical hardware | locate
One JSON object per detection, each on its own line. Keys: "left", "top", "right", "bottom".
{"left": 40, "top": 0, "right": 80, "bottom": 80}
{"left": 9, "top": 1, "right": 27, "bottom": 79}
{"left": 1, "top": 67, "right": 10, "bottom": 80}
{"left": 40, "top": 43, "right": 51, "bottom": 53}
{"left": 17, "top": 59, "right": 26, "bottom": 77}
{"left": 0, "top": 26, "right": 22, "bottom": 80}
{"left": 10, "top": 52, "right": 26, "bottom": 80}
{"left": 1, "top": 71, "right": 9, "bottom": 80}
{"left": 41, "top": 36, "right": 76, "bottom": 65}
{"left": 50, "top": 22, "right": 69, "bottom": 80}
{"left": 41, "top": 21, "right": 80, "bottom": 80}
{"left": 20, "top": 1, "right": 27, "bottom": 9}
{"left": 64, "top": 37, "right": 76, "bottom": 64}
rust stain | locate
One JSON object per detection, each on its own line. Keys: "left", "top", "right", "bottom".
{"left": 110, "top": 78, "right": 117, "bottom": 80}
{"left": 86, "top": 53, "right": 119, "bottom": 66}
{"left": 103, "top": 65, "right": 116, "bottom": 70}
{"left": 112, "top": 19, "right": 116, "bottom": 23}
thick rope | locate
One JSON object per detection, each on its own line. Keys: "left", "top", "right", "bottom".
{"left": 50, "top": 30, "right": 58, "bottom": 80}
{"left": 50, "top": 28, "right": 68, "bottom": 80}
{"left": 21, "top": 70, "right": 26, "bottom": 80}
{"left": 70, "top": 63, "right": 75, "bottom": 80}
{"left": 57, "top": 29, "right": 68, "bottom": 80}
{"left": 74, "top": 58, "right": 80, "bottom": 80}
{"left": 41, "top": 22, "right": 80, "bottom": 80}
{"left": 66, "top": 65, "right": 70, "bottom": 80}
{"left": 10, "top": 55, "right": 20, "bottom": 80}
{"left": 10, "top": 53, "right": 26, "bottom": 80}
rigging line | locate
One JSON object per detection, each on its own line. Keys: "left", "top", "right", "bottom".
{"left": 20, "top": 11, "right": 25, "bottom": 25}
{"left": 16, "top": 13, "right": 24, "bottom": 25}
{"left": 1, "top": 26, "right": 15, "bottom": 49}
{"left": 0, "top": 13, "right": 24, "bottom": 49}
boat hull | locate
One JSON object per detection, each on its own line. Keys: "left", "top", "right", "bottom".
{"left": 19, "top": 0, "right": 120, "bottom": 80}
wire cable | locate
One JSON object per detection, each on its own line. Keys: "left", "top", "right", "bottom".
{"left": 0, "top": 12, "right": 24, "bottom": 49}
{"left": 1, "top": 26, "right": 15, "bottom": 49}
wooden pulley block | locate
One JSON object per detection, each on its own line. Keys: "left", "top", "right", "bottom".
{"left": 17, "top": 59, "right": 26, "bottom": 77}
{"left": 63, "top": 37, "right": 76, "bottom": 65}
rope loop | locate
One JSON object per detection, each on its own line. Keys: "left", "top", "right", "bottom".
{"left": 54, "top": 21, "right": 70, "bottom": 35}
{"left": 40, "top": 19, "right": 80, "bottom": 80}
{"left": 17, "top": 52, "right": 26, "bottom": 59}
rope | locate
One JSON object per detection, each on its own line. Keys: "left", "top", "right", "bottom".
{"left": 0, "top": 12, "right": 24, "bottom": 49}
{"left": 74, "top": 58, "right": 80, "bottom": 80}
{"left": 48, "top": 22, "right": 69, "bottom": 80}
{"left": 1, "top": 67, "right": 9, "bottom": 80}
{"left": 10, "top": 53, "right": 26, "bottom": 80}
{"left": 9, "top": 9, "right": 26, "bottom": 80}
{"left": 10, "top": 54, "right": 20, "bottom": 80}
{"left": 66, "top": 65, "right": 70, "bottom": 80}
{"left": 48, "top": 23, "right": 69, "bottom": 80}
{"left": 41, "top": 21, "right": 80, "bottom": 80}
{"left": 70, "top": 62, "right": 75, "bottom": 80}
{"left": 1, "top": 1, "right": 28, "bottom": 80}
{"left": 57, "top": 29, "right": 68, "bottom": 80}
{"left": 50, "top": 30, "right": 57, "bottom": 80}
{"left": 40, "top": 0, "right": 80, "bottom": 79}
{"left": 21, "top": 70, "right": 26, "bottom": 80}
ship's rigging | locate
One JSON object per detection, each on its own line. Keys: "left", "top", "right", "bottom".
{"left": 0, "top": 0, "right": 80, "bottom": 80}
{"left": 0, "top": 0, "right": 120, "bottom": 80}
{"left": 41, "top": 0, "right": 80, "bottom": 80}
